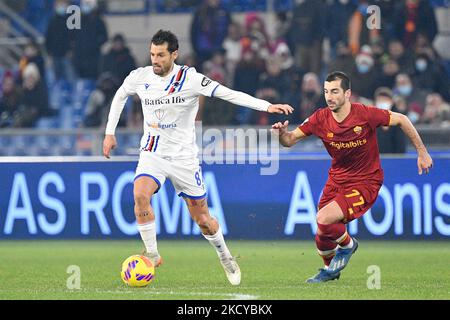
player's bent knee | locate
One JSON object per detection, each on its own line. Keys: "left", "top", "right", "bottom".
{"left": 316, "top": 212, "right": 328, "bottom": 225}
{"left": 194, "top": 214, "right": 208, "bottom": 226}
{"left": 134, "top": 192, "right": 152, "bottom": 208}
{"left": 316, "top": 201, "right": 345, "bottom": 225}
{"left": 316, "top": 210, "right": 336, "bottom": 225}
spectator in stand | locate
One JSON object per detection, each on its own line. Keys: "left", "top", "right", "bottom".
{"left": 190, "top": 0, "right": 231, "bottom": 69}
{"left": 371, "top": 38, "right": 388, "bottom": 65}
{"left": 202, "top": 49, "right": 228, "bottom": 86}
{"left": 387, "top": 39, "right": 415, "bottom": 73}
{"left": 273, "top": 41, "right": 300, "bottom": 82}
{"left": 287, "top": 72, "right": 326, "bottom": 123}
{"left": 287, "top": 0, "right": 325, "bottom": 74}
{"left": 325, "top": 0, "right": 356, "bottom": 59}
{"left": 127, "top": 95, "right": 144, "bottom": 129}
{"left": 45, "top": 0, "right": 75, "bottom": 83}
{"left": 273, "top": 11, "right": 291, "bottom": 45}
{"left": 374, "top": 87, "right": 406, "bottom": 154}
{"left": 274, "top": 41, "right": 305, "bottom": 118}
{"left": 233, "top": 44, "right": 265, "bottom": 124}
{"left": 256, "top": 55, "right": 290, "bottom": 125}
{"left": 393, "top": 94, "right": 409, "bottom": 117}
{"left": 19, "top": 41, "right": 46, "bottom": 84}
{"left": 243, "top": 13, "right": 272, "bottom": 61}
{"left": 413, "top": 32, "right": 437, "bottom": 60}
{"left": 421, "top": 93, "right": 450, "bottom": 125}
{"left": 180, "top": 53, "right": 198, "bottom": 69}
{"left": 411, "top": 53, "right": 450, "bottom": 102}
{"left": 83, "top": 72, "right": 122, "bottom": 127}
{"left": 372, "top": 0, "right": 397, "bottom": 42}
{"left": 15, "top": 63, "right": 52, "bottom": 127}
{"left": 328, "top": 41, "right": 354, "bottom": 74}
{"left": 349, "top": 45, "right": 379, "bottom": 100}
{"left": 223, "top": 21, "right": 243, "bottom": 64}
{"left": 393, "top": 0, "right": 438, "bottom": 49}
{"left": 199, "top": 50, "right": 235, "bottom": 125}
{"left": 222, "top": 22, "right": 243, "bottom": 87}
{"left": 375, "top": 58, "right": 400, "bottom": 90}
{"left": 411, "top": 34, "right": 450, "bottom": 100}
{"left": 300, "top": 72, "right": 326, "bottom": 117}
{"left": 99, "top": 34, "right": 137, "bottom": 83}
{"left": 393, "top": 73, "right": 429, "bottom": 123}
{"left": 71, "top": 0, "right": 108, "bottom": 80}
{"left": 348, "top": 0, "right": 380, "bottom": 56}
{"left": 0, "top": 72, "right": 22, "bottom": 128}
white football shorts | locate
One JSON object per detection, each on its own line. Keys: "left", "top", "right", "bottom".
{"left": 134, "top": 152, "right": 206, "bottom": 199}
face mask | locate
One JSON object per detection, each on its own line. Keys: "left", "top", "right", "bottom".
{"left": 415, "top": 59, "right": 427, "bottom": 72}
{"left": 55, "top": 6, "right": 66, "bottom": 16}
{"left": 408, "top": 111, "right": 419, "bottom": 124}
{"left": 397, "top": 85, "right": 412, "bottom": 96}
{"left": 281, "top": 56, "right": 294, "bottom": 70}
{"left": 376, "top": 101, "right": 392, "bottom": 110}
{"left": 305, "top": 91, "right": 316, "bottom": 99}
{"left": 357, "top": 64, "right": 370, "bottom": 74}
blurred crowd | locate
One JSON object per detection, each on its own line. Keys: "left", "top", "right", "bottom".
{"left": 1, "top": 0, "right": 450, "bottom": 142}
{"left": 190, "top": 0, "right": 450, "bottom": 131}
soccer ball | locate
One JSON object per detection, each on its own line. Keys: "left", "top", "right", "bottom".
{"left": 121, "top": 255, "right": 155, "bottom": 287}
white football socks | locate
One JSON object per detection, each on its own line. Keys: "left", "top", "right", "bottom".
{"left": 203, "top": 226, "right": 231, "bottom": 258}
{"left": 339, "top": 237, "right": 354, "bottom": 250}
{"left": 137, "top": 221, "right": 158, "bottom": 255}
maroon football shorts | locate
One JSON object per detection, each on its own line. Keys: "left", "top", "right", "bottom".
{"left": 318, "top": 180, "right": 382, "bottom": 223}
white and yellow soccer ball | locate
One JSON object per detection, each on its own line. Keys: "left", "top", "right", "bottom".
{"left": 121, "top": 255, "right": 155, "bottom": 287}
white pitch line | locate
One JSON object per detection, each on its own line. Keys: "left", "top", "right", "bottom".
{"left": 0, "top": 289, "right": 259, "bottom": 300}
{"left": 94, "top": 289, "right": 258, "bottom": 300}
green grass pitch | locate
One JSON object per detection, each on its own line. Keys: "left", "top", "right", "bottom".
{"left": 0, "top": 240, "right": 449, "bottom": 300}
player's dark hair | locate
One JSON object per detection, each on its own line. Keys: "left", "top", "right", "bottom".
{"left": 325, "top": 71, "right": 351, "bottom": 91}
{"left": 151, "top": 30, "right": 179, "bottom": 53}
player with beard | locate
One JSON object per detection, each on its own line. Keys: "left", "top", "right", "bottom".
{"left": 272, "top": 71, "right": 433, "bottom": 282}
{"left": 103, "top": 30, "right": 293, "bottom": 285}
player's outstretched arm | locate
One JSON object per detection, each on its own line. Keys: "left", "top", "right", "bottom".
{"left": 103, "top": 134, "right": 117, "bottom": 159}
{"left": 268, "top": 104, "right": 294, "bottom": 115}
{"left": 211, "top": 85, "right": 293, "bottom": 115}
{"left": 389, "top": 111, "right": 433, "bottom": 174}
{"left": 271, "top": 120, "right": 307, "bottom": 147}
{"left": 103, "top": 86, "right": 130, "bottom": 159}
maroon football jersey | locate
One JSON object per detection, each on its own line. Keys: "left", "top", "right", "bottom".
{"left": 298, "top": 103, "right": 391, "bottom": 186}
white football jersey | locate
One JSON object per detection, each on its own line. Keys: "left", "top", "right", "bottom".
{"left": 105, "top": 63, "right": 271, "bottom": 159}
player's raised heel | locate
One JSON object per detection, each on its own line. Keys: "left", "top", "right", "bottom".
{"left": 328, "top": 237, "right": 359, "bottom": 273}
{"left": 219, "top": 256, "right": 241, "bottom": 286}
{"left": 306, "top": 268, "right": 340, "bottom": 283}
{"left": 143, "top": 251, "right": 163, "bottom": 267}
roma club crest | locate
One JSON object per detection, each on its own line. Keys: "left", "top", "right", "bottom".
{"left": 353, "top": 126, "right": 362, "bottom": 135}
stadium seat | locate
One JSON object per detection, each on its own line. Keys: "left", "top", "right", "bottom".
{"left": 58, "top": 135, "right": 76, "bottom": 156}
{"left": 0, "top": 136, "right": 11, "bottom": 156}
{"left": 0, "top": 135, "right": 12, "bottom": 147}
{"left": 36, "top": 117, "right": 59, "bottom": 129}
{"left": 128, "top": 134, "right": 142, "bottom": 149}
